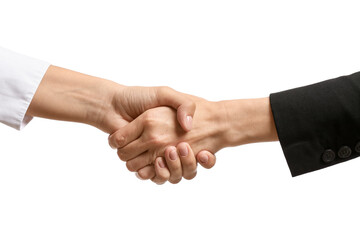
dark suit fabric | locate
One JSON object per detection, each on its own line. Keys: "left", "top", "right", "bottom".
{"left": 269, "top": 71, "right": 360, "bottom": 176}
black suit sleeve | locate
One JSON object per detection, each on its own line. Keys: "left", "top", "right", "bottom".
{"left": 269, "top": 71, "right": 360, "bottom": 176}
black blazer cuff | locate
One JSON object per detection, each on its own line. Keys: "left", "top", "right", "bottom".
{"left": 269, "top": 72, "right": 360, "bottom": 176}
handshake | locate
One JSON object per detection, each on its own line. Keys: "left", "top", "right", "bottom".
{"left": 27, "top": 66, "right": 278, "bottom": 184}
{"left": 107, "top": 86, "right": 219, "bottom": 184}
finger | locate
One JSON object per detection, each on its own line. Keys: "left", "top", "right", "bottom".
{"left": 151, "top": 157, "right": 170, "bottom": 185}
{"left": 196, "top": 150, "right": 216, "bottom": 169}
{"left": 136, "top": 165, "right": 156, "bottom": 180}
{"left": 108, "top": 117, "right": 144, "bottom": 149}
{"left": 164, "top": 146, "right": 182, "bottom": 184}
{"left": 156, "top": 87, "right": 196, "bottom": 132}
{"left": 116, "top": 139, "right": 148, "bottom": 161}
{"left": 125, "top": 152, "right": 152, "bottom": 172}
{"left": 177, "top": 142, "right": 197, "bottom": 180}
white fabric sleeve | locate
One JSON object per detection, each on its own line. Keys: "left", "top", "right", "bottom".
{"left": 0, "top": 47, "right": 50, "bottom": 130}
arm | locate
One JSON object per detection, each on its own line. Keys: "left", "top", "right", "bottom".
{"left": 270, "top": 71, "right": 360, "bottom": 176}
{"left": 0, "top": 46, "right": 196, "bottom": 133}
{"left": 218, "top": 97, "right": 278, "bottom": 147}
{"left": 26, "top": 65, "right": 197, "bottom": 134}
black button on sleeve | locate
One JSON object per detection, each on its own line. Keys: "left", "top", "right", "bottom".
{"left": 338, "top": 146, "right": 352, "bottom": 158}
{"left": 355, "top": 142, "right": 360, "bottom": 153}
{"left": 322, "top": 149, "right": 336, "bottom": 163}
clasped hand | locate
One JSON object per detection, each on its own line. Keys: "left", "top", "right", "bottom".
{"left": 108, "top": 87, "right": 221, "bottom": 184}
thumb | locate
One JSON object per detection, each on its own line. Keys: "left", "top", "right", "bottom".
{"left": 196, "top": 150, "right": 216, "bottom": 169}
{"left": 155, "top": 87, "right": 196, "bottom": 132}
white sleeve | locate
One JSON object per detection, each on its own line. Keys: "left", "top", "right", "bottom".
{"left": 0, "top": 47, "right": 50, "bottom": 130}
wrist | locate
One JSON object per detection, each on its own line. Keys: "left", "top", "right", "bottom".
{"left": 219, "top": 97, "right": 278, "bottom": 147}
{"left": 27, "top": 65, "right": 124, "bottom": 132}
{"left": 83, "top": 78, "right": 122, "bottom": 130}
{"left": 188, "top": 100, "right": 230, "bottom": 153}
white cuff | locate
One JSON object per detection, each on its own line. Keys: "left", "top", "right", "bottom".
{"left": 0, "top": 47, "right": 50, "bottom": 130}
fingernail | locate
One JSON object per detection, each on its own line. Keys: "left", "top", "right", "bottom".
{"left": 158, "top": 158, "right": 166, "bottom": 168}
{"left": 186, "top": 116, "right": 193, "bottom": 130}
{"left": 136, "top": 172, "right": 144, "bottom": 180}
{"left": 169, "top": 149, "right": 178, "bottom": 161}
{"left": 199, "top": 154, "right": 208, "bottom": 164}
{"left": 179, "top": 145, "right": 188, "bottom": 157}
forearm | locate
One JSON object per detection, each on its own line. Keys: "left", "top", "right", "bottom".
{"left": 215, "top": 97, "right": 278, "bottom": 148}
{"left": 26, "top": 65, "right": 122, "bottom": 131}
{"left": 180, "top": 97, "right": 278, "bottom": 154}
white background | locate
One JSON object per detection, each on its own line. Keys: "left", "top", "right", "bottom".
{"left": 1, "top": 0, "right": 360, "bottom": 239}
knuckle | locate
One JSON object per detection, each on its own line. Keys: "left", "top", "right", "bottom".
{"left": 182, "top": 100, "right": 195, "bottom": 110}
{"left": 202, "top": 155, "right": 216, "bottom": 169}
{"left": 189, "top": 101, "right": 196, "bottom": 110}
{"left": 164, "top": 146, "right": 175, "bottom": 157}
{"left": 143, "top": 114, "right": 156, "bottom": 127}
{"left": 158, "top": 86, "right": 172, "bottom": 94}
{"left": 153, "top": 180, "right": 165, "bottom": 185}
{"left": 117, "top": 149, "right": 129, "bottom": 161}
{"left": 108, "top": 135, "right": 115, "bottom": 148}
{"left": 143, "top": 108, "right": 157, "bottom": 118}
{"left": 182, "top": 157, "right": 196, "bottom": 169}
{"left": 117, "top": 150, "right": 125, "bottom": 160}
{"left": 146, "top": 152, "right": 156, "bottom": 166}
{"left": 151, "top": 176, "right": 166, "bottom": 185}
{"left": 116, "top": 135, "right": 126, "bottom": 147}
{"left": 169, "top": 178, "right": 182, "bottom": 184}
{"left": 138, "top": 170, "right": 151, "bottom": 180}
{"left": 156, "top": 175, "right": 166, "bottom": 182}
{"left": 207, "top": 160, "right": 216, "bottom": 169}
{"left": 148, "top": 135, "right": 163, "bottom": 146}
{"left": 142, "top": 110, "right": 152, "bottom": 119}
{"left": 126, "top": 161, "right": 137, "bottom": 172}
{"left": 183, "top": 171, "right": 197, "bottom": 180}
{"left": 156, "top": 172, "right": 169, "bottom": 182}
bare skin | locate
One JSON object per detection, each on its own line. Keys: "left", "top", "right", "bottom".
{"left": 109, "top": 96, "right": 278, "bottom": 184}
{"left": 27, "top": 65, "right": 216, "bottom": 183}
